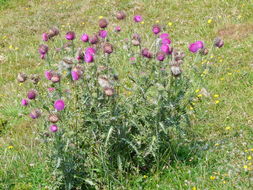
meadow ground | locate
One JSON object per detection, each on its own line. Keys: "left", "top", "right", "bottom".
{"left": 0, "top": 0, "right": 253, "bottom": 189}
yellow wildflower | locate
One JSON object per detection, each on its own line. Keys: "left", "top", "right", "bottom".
{"left": 215, "top": 100, "right": 220, "bottom": 104}
{"left": 213, "top": 94, "right": 219, "bottom": 98}
{"left": 9, "top": 45, "right": 13, "bottom": 49}
{"left": 225, "top": 126, "right": 231, "bottom": 130}
{"left": 228, "top": 73, "right": 232, "bottom": 76}
{"left": 195, "top": 89, "right": 200, "bottom": 93}
{"left": 220, "top": 78, "right": 224, "bottom": 81}
{"left": 141, "top": 21, "right": 145, "bottom": 24}
{"left": 248, "top": 156, "right": 252, "bottom": 160}
{"left": 192, "top": 187, "right": 197, "bottom": 190}
{"left": 197, "top": 94, "right": 202, "bottom": 98}
{"left": 8, "top": 146, "right": 14, "bottom": 149}
{"left": 156, "top": 20, "right": 160, "bottom": 23}
{"left": 167, "top": 22, "right": 173, "bottom": 26}
{"left": 98, "top": 16, "right": 103, "bottom": 19}
{"left": 210, "top": 176, "right": 216, "bottom": 180}
{"left": 143, "top": 175, "right": 148, "bottom": 179}
{"left": 243, "top": 165, "right": 248, "bottom": 169}
{"left": 207, "top": 19, "right": 212, "bottom": 24}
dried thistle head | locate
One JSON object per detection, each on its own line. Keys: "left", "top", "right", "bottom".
{"left": 103, "top": 43, "right": 113, "bottom": 54}
{"left": 48, "top": 114, "right": 59, "bottom": 123}
{"left": 99, "top": 18, "right": 109, "bottom": 28}
{"left": 17, "top": 73, "right": 27, "bottom": 83}
{"left": 30, "top": 74, "right": 40, "bottom": 84}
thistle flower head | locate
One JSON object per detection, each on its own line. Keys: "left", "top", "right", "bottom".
{"left": 161, "top": 44, "right": 173, "bottom": 55}
{"left": 171, "top": 65, "right": 182, "bottom": 77}
{"left": 30, "top": 74, "right": 40, "bottom": 84}
{"left": 99, "top": 30, "right": 108, "bottom": 38}
{"left": 48, "top": 114, "right": 59, "bottom": 123}
{"left": 81, "top": 34, "right": 89, "bottom": 42}
{"left": 160, "top": 33, "right": 169, "bottom": 39}
{"left": 188, "top": 41, "right": 204, "bottom": 53}
{"left": 42, "top": 33, "right": 49, "bottom": 41}
{"left": 152, "top": 24, "right": 161, "bottom": 35}
{"left": 214, "top": 37, "right": 224, "bottom": 48}
{"left": 99, "top": 18, "right": 109, "bottom": 28}
{"left": 161, "top": 38, "right": 171, "bottom": 45}
{"left": 89, "top": 35, "right": 99, "bottom": 44}
{"left": 17, "top": 73, "right": 27, "bottom": 83}
{"left": 116, "top": 11, "right": 126, "bottom": 20}
{"left": 85, "top": 47, "right": 96, "bottom": 55}
{"left": 51, "top": 73, "right": 61, "bottom": 83}
{"left": 103, "top": 43, "right": 113, "bottom": 54}
{"left": 65, "top": 31, "right": 76, "bottom": 40}
{"left": 141, "top": 48, "right": 153, "bottom": 58}
{"left": 38, "top": 44, "right": 48, "bottom": 55}
{"left": 30, "top": 109, "right": 41, "bottom": 119}
{"left": 21, "top": 99, "right": 28, "bottom": 106}
{"left": 50, "top": 125, "right": 58, "bottom": 132}
{"left": 134, "top": 15, "right": 143, "bottom": 22}
{"left": 27, "top": 90, "right": 37, "bottom": 100}
{"left": 48, "top": 26, "right": 59, "bottom": 39}
{"left": 156, "top": 51, "right": 166, "bottom": 61}
{"left": 85, "top": 53, "right": 94, "bottom": 63}
{"left": 115, "top": 26, "right": 121, "bottom": 32}
{"left": 54, "top": 99, "right": 65, "bottom": 111}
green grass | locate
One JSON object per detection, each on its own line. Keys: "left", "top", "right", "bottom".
{"left": 0, "top": 0, "right": 253, "bottom": 189}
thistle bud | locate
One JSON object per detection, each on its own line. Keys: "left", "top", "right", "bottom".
{"left": 116, "top": 11, "right": 126, "bottom": 20}
{"left": 103, "top": 43, "right": 113, "bottom": 54}
{"left": 99, "top": 18, "right": 109, "bottom": 28}
{"left": 17, "top": 73, "right": 27, "bottom": 83}
{"left": 42, "top": 33, "right": 49, "bottom": 41}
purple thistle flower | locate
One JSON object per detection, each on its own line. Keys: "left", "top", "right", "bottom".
{"left": 38, "top": 44, "right": 48, "bottom": 55}
{"left": 161, "top": 38, "right": 171, "bottom": 45}
{"left": 152, "top": 25, "right": 161, "bottom": 35}
{"left": 134, "top": 15, "right": 143, "bottom": 22}
{"left": 81, "top": 34, "right": 89, "bottom": 42}
{"left": 156, "top": 52, "right": 166, "bottom": 61}
{"left": 115, "top": 26, "right": 121, "bottom": 32}
{"left": 99, "top": 30, "right": 108, "bottom": 38}
{"left": 71, "top": 70, "right": 80, "bottom": 81}
{"left": 21, "top": 99, "right": 29, "bottom": 106}
{"left": 161, "top": 44, "right": 173, "bottom": 55}
{"left": 44, "top": 70, "right": 53, "bottom": 80}
{"left": 42, "top": 33, "right": 49, "bottom": 41}
{"left": 85, "top": 47, "right": 96, "bottom": 55}
{"left": 27, "top": 90, "right": 37, "bottom": 100}
{"left": 188, "top": 41, "right": 204, "bottom": 53}
{"left": 40, "top": 54, "right": 46, "bottom": 59}
{"left": 54, "top": 99, "right": 65, "bottom": 111}
{"left": 50, "top": 125, "right": 58, "bottom": 132}
{"left": 65, "top": 31, "right": 76, "bottom": 40}
{"left": 48, "top": 88, "right": 55, "bottom": 93}
{"left": 160, "top": 33, "right": 169, "bottom": 39}
{"left": 85, "top": 53, "right": 94, "bottom": 63}
{"left": 89, "top": 35, "right": 99, "bottom": 44}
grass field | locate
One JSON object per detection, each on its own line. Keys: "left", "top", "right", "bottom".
{"left": 0, "top": 0, "right": 253, "bottom": 189}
